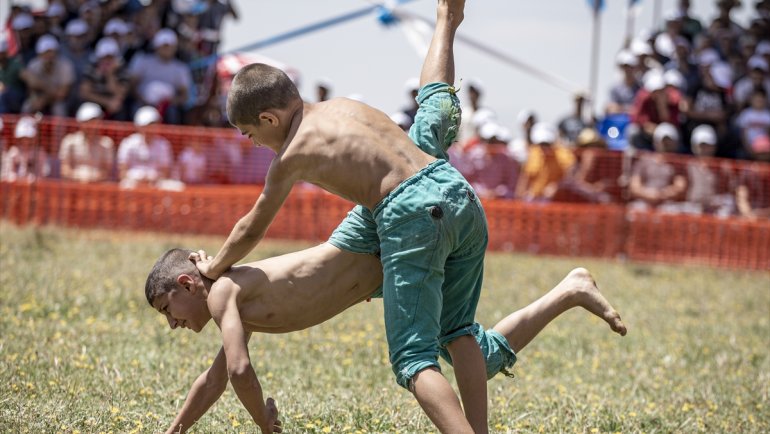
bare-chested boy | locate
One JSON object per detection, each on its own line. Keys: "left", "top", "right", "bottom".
{"left": 160, "top": 1, "right": 626, "bottom": 432}
{"left": 146, "top": 245, "right": 625, "bottom": 434}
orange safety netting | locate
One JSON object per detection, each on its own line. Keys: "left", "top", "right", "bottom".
{"left": 1, "top": 115, "right": 770, "bottom": 270}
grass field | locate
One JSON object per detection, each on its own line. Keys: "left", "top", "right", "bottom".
{"left": 1, "top": 222, "right": 768, "bottom": 434}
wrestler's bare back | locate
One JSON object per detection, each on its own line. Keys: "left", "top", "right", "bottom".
{"left": 271, "top": 98, "right": 436, "bottom": 210}
{"left": 215, "top": 243, "right": 382, "bottom": 334}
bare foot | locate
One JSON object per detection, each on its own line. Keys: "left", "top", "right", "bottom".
{"left": 565, "top": 268, "right": 627, "bottom": 336}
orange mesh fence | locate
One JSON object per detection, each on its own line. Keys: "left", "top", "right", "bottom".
{"left": 2, "top": 115, "right": 770, "bottom": 270}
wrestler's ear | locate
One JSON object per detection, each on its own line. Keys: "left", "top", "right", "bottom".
{"left": 176, "top": 274, "right": 195, "bottom": 292}
{"left": 258, "top": 111, "right": 279, "bottom": 127}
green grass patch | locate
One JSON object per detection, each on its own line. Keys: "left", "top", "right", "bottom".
{"left": 1, "top": 223, "right": 768, "bottom": 433}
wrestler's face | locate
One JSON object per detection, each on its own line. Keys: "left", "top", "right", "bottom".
{"left": 153, "top": 276, "right": 212, "bottom": 333}
{"left": 236, "top": 116, "right": 282, "bottom": 149}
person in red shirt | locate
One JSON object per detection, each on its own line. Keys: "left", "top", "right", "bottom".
{"left": 629, "top": 71, "right": 686, "bottom": 151}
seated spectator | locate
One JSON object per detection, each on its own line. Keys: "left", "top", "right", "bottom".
{"left": 516, "top": 122, "right": 576, "bottom": 202}
{"left": 733, "top": 56, "right": 770, "bottom": 111}
{"left": 735, "top": 88, "right": 770, "bottom": 160}
{"left": 0, "top": 37, "right": 26, "bottom": 114}
{"left": 178, "top": 138, "right": 207, "bottom": 184}
{"left": 116, "top": 106, "right": 173, "bottom": 188}
{"left": 606, "top": 50, "right": 640, "bottom": 115}
{"left": 127, "top": 29, "right": 193, "bottom": 124}
{"left": 663, "top": 36, "right": 700, "bottom": 95}
{"left": 508, "top": 108, "right": 536, "bottom": 163}
{"left": 457, "top": 78, "right": 489, "bottom": 146}
{"left": 558, "top": 93, "right": 589, "bottom": 147}
{"left": 685, "top": 62, "right": 733, "bottom": 153}
{"left": 680, "top": 124, "right": 735, "bottom": 216}
{"left": 628, "top": 123, "right": 688, "bottom": 212}
{"left": 736, "top": 155, "right": 770, "bottom": 219}
{"left": 80, "top": 37, "right": 130, "bottom": 121}
{"left": 58, "top": 102, "right": 114, "bottom": 183}
{"left": 629, "top": 70, "right": 684, "bottom": 151}
{"left": 464, "top": 123, "right": 519, "bottom": 199}
{"left": 11, "top": 13, "right": 36, "bottom": 64}
{"left": 561, "top": 128, "right": 613, "bottom": 203}
{"left": 60, "top": 19, "right": 92, "bottom": 112}
{"left": 19, "top": 35, "right": 75, "bottom": 117}
{"left": 44, "top": 2, "right": 67, "bottom": 39}
{"left": 0, "top": 116, "right": 49, "bottom": 181}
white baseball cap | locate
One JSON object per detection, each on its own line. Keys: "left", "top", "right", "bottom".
{"left": 643, "top": 70, "right": 666, "bottom": 92}
{"left": 95, "top": 37, "right": 120, "bottom": 58}
{"left": 616, "top": 49, "right": 638, "bottom": 67}
{"left": 698, "top": 48, "right": 721, "bottom": 66}
{"left": 479, "top": 122, "right": 499, "bottom": 141}
{"left": 11, "top": 14, "right": 34, "bottom": 30}
{"left": 14, "top": 116, "right": 37, "bottom": 138}
{"left": 654, "top": 33, "right": 675, "bottom": 58}
{"left": 76, "top": 102, "right": 104, "bottom": 122}
{"left": 389, "top": 111, "right": 411, "bottom": 128}
{"left": 748, "top": 55, "right": 769, "bottom": 72}
{"left": 152, "top": 28, "right": 178, "bottom": 48}
{"left": 104, "top": 18, "right": 129, "bottom": 36}
{"left": 709, "top": 62, "right": 733, "bottom": 89}
{"left": 653, "top": 122, "right": 679, "bottom": 143}
{"left": 664, "top": 69, "right": 685, "bottom": 89}
{"left": 756, "top": 40, "right": 770, "bottom": 56}
{"left": 35, "top": 34, "right": 60, "bottom": 54}
{"left": 630, "top": 38, "right": 653, "bottom": 56}
{"left": 46, "top": 2, "right": 67, "bottom": 18}
{"left": 531, "top": 122, "right": 557, "bottom": 144}
{"left": 134, "top": 106, "right": 161, "bottom": 126}
{"left": 471, "top": 108, "right": 496, "bottom": 129}
{"left": 691, "top": 124, "right": 717, "bottom": 146}
{"left": 65, "top": 19, "right": 89, "bottom": 36}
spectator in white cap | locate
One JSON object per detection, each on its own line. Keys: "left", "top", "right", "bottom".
{"left": 629, "top": 70, "right": 684, "bottom": 150}
{"left": 458, "top": 77, "right": 491, "bottom": 147}
{"left": 516, "top": 122, "right": 576, "bottom": 201}
{"left": 677, "top": 124, "right": 735, "bottom": 216}
{"left": 653, "top": 10, "right": 684, "bottom": 62}
{"left": 663, "top": 36, "right": 700, "bottom": 94}
{"left": 607, "top": 50, "right": 640, "bottom": 115}
{"left": 0, "top": 116, "right": 49, "bottom": 181}
{"left": 462, "top": 123, "right": 519, "bottom": 199}
{"left": 684, "top": 61, "right": 731, "bottom": 154}
{"left": 44, "top": 2, "right": 68, "bottom": 39}
{"left": 736, "top": 88, "right": 770, "bottom": 159}
{"left": 630, "top": 37, "right": 662, "bottom": 76}
{"left": 59, "top": 102, "right": 115, "bottom": 182}
{"left": 396, "top": 76, "right": 420, "bottom": 127}
{"left": 733, "top": 55, "right": 770, "bottom": 109}
{"left": 80, "top": 37, "right": 130, "bottom": 121}
{"left": 19, "top": 34, "right": 75, "bottom": 117}
{"left": 127, "top": 28, "right": 193, "bottom": 124}
{"left": 627, "top": 122, "right": 687, "bottom": 212}
{"left": 11, "top": 13, "right": 36, "bottom": 63}
{"left": 117, "top": 106, "right": 174, "bottom": 187}
{"left": 507, "top": 108, "right": 537, "bottom": 163}
{"left": 316, "top": 78, "right": 333, "bottom": 102}
{"left": 1, "top": 36, "right": 27, "bottom": 113}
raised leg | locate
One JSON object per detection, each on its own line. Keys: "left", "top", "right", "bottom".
{"left": 493, "top": 268, "right": 627, "bottom": 354}
{"left": 420, "top": 0, "right": 465, "bottom": 87}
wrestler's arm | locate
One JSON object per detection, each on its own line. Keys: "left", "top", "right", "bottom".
{"left": 208, "top": 285, "right": 281, "bottom": 433}
{"left": 164, "top": 345, "right": 234, "bottom": 434}
{"left": 200, "top": 161, "right": 298, "bottom": 280}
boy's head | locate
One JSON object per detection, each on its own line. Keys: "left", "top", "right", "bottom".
{"left": 145, "top": 249, "right": 212, "bottom": 332}
{"left": 226, "top": 63, "right": 302, "bottom": 148}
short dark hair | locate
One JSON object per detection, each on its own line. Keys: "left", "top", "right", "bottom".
{"left": 145, "top": 248, "right": 197, "bottom": 306}
{"left": 226, "top": 63, "right": 301, "bottom": 127}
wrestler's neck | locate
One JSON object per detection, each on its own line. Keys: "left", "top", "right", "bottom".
{"left": 273, "top": 102, "right": 307, "bottom": 154}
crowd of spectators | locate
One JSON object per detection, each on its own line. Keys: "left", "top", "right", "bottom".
{"left": 1, "top": 0, "right": 768, "bottom": 219}
{"left": 1, "top": 0, "right": 237, "bottom": 123}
